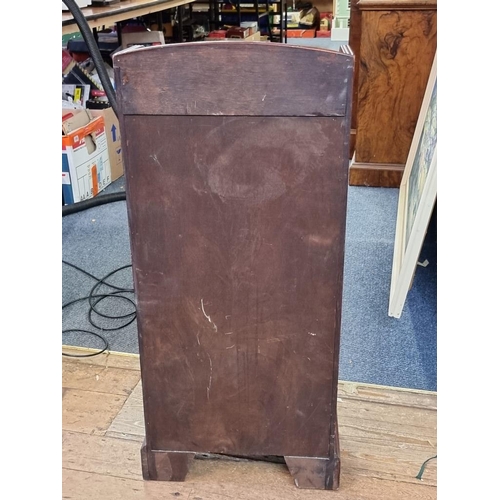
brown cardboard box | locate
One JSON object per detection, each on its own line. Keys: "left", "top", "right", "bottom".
{"left": 89, "top": 107, "right": 124, "bottom": 182}
{"left": 210, "top": 31, "right": 262, "bottom": 42}
{"left": 243, "top": 31, "right": 262, "bottom": 41}
{"left": 226, "top": 27, "right": 250, "bottom": 39}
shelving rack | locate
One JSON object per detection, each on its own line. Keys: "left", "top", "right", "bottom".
{"left": 204, "top": 0, "right": 287, "bottom": 42}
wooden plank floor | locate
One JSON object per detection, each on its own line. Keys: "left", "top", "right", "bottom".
{"left": 62, "top": 347, "right": 437, "bottom": 499}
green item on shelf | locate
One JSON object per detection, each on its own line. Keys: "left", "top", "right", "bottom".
{"left": 62, "top": 32, "right": 83, "bottom": 48}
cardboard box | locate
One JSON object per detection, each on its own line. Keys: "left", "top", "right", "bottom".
{"left": 240, "top": 21, "right": 258, "bottom": 35}
{"left": 243, "top": 31, "right": 262, "bottom": 42}
{"left": 207, "top": 30, "right": 227, "bottom": 39}
{"left": 226, "top": 27, "right": 250, "bottom": 39}
{"left": 89, "top": 107, "right": 124, "bottom": 182}
{"left": 320, "top": 17, "right": 331, "bottom": 31}
{"left": 209, "top": 31, "right": 262, "bottom": 42}
{"left": 287, "top": 11, "right": 302, "bottom": 28}
{"left": 273, "top": 11, "right": 301, "bottom": 28}
{"left": 62, "top": 83, "right": 91, "bottom": 107}
{"left": 121, "top": 31, "right": 165, "bottom": 49}
{"left": 62, "top": 111, "right": 112, "bottom": 205}
{"left": 62, "top": 49, "right": 75, "bottom": 75}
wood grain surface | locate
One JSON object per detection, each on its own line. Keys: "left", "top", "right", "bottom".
{"left": 348, "top": 0, "right": 362, "bottom": 134}
{"left": 62, "top": 466, "right": 437, "bottom": 500}
{"left": 62, "top": 352, "right": 437, "bottom": 499}
{"left": 355, "top": 9, "right": 437, "bottom": 165}
{"left": 115, "top": 42, "right": 354, "bottom": 488}
{"left": 122, "top": 115, "right": 349, "bottom": 459}
{"left": 62, "top": 388, "right": 127, "bottom": 435}
{"left": 357, "top": 0, "right": 437, "bottom": 10}
{"left": 62, "top": 358, "right": 141, "bottom": 396}
{"left": 349, "top": 161, "right": 404, "bottom": 187}
{"left": 114, "top": 42, "right": 353, "bottom": 117}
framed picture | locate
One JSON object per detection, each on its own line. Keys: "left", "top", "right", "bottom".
{"left": 388, "top": 53, "right": 437, "bottom": 319}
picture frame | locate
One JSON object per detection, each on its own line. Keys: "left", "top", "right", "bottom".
{"left": 388, "top": 53, "right": 437, "bottom": 319}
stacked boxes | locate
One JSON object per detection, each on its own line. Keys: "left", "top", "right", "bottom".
{"left": 62, "top": 110, "right": 112, "bottom": 205}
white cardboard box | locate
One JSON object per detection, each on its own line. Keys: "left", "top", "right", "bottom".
{"left": 89, "top": 107, "right": 124, "bottom": 182}
{"left": 121, "top": 31, "right": 165, "bottom": 49}
{"left": 62, "top": 112, "right": 112, "bottom": 205}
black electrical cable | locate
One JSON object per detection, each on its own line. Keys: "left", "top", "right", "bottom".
{"left": 62, "top": 1, "right": 126, "bottom": 216}
{"left": 62, "top": 191, "right": 126, "bottom": 216}
{"left": 415, "top": 455, "right": 437, "bottom": 480}
{"left": 61, "top": 5, "right": 136, "bottom": 352}
{"left": 88, "top": 278, "right": 137, "bottom": 330}
{"left": 62, "top": 260, "right": 130, "bottom": 290}
{"left": 88, "top": 291, "right": 137, "bottom": 330}
{"left": 62, "top": 0, "right": 119, "bottom": 116}
{"left": 62, "top": 329, "right": 109, "bottom": 357}
{"left": 63, "top": 262, "right": 136, "bottom": 326}
{"left": 62, "top": 4, "right": 300, "bottom": 468}
{"left": 62, "top": 261, "right": 136, "bottom": 357}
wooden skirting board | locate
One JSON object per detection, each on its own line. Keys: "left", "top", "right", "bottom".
{"left": 62, "top": 347, "right": 437, "bottom": 499}
{"left": 349, "top": 160, "right": 405, "bottom": 188}
{"left": 349, "top": 129, "right": 356, "bottom": 159}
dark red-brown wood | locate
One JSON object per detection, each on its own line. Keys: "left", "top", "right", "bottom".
{"left": 114, "top": 42, "right": 353, "bottom": 490}
{"left": 114, "top": 42, "right": 352, "bottom": 117}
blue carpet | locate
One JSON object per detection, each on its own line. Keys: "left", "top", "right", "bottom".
{"left": 62, "top": 177, "right": 437, "bottom": 391}
{"left": 340, "top": 188, "right": 437, "bottom": 391}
